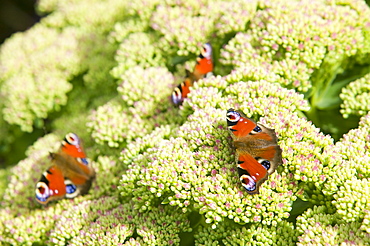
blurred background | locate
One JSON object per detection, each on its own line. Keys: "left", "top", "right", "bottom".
{"left": 0, "top": 0, "right": 39, "bottom": 45}
{"left": 0, "top": 0, "right": 40, "bottom": 168}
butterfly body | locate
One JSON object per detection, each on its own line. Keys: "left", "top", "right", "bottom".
{"left": 35, "top": 133, "right": 95, "bottom": 205}
{"left": 171, "top": 43, "right": 213, "bottom": 105}
{"left": 226, "top": 109, "right": 282, "bottom": 194}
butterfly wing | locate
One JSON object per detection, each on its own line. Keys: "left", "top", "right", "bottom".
{"left": 171, "top": 76, "right": 193, "bottom": 106}
{"left": 58, "top": 133, "right": 95, "bottom": 193}
{"left": 60, "top": 133, "right": 93, "bottom": 174}
{"left": 226, "top": 109, "right": 257, "bottom": 137}
{"left": 193, "top": 43, "right": 213, "bottom": 80}
{"left": 237, "top": 152, "right": 268, "bottom": 194}
{"left": 35, "top": 165, "right": 67, "bottom": 205}
{"left": 226, "top": 108, "right": 282, "bottom": 194}
{"left": 61, "top": 133, "right": 86, "bottom": 159}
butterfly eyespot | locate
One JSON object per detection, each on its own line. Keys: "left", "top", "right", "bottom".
{"left": 35, "top": 182, "right": 50, "bottom": 202}
{"left": 226, "top": 110, "right": 240, "bottom": 123}
{"left": 201, "top": 43, "right": 212, "bottom": 58}
{"left": 38, "top": 186, "right": 46, "bottom": 194}
{"left": 65, "top": 133, "right": 79, "bottom": 146}
{"left": 36, "top": 182, "right": 48, "bottom": 195}
{"left": 240, "top": 174, "right": 257, "bottom": 192}
{"left": 252, "top": 126, "right": 262, "bottom": 133}
{"left": 260, "top": 160, "right": 271, "bottom": 170}
{"left": 64, "top": 180, "right": 79, "bottom": 198}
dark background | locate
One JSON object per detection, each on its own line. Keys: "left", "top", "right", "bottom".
{"left": 0, "top": 0, "right": 39, "bottom": 45}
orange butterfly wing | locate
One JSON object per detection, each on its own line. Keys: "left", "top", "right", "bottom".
{"left": 194, "top": 56, "right": 213, "bottom": 76}
{"left": 35, "top": 166, "right": 67, "bottom": 205}
{"left": 237, "top": 153, "right": 268, "bottom": 194}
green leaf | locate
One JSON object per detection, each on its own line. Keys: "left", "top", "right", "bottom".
{"left": 288, "top": 198, "right": 311, "bottom": 222}
{"left": 315, "top": 79, "right": 352, "bottom": 110}
{"left": 161, "top": 196, "right": 170, "bottom": 205}
{"left": 317, "top": 108, "right": 359, "bottom": 141}
{"left": 170, "top": 55, "right": 191, "bottom": 66}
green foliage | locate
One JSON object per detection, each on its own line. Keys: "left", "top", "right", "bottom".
{"left": 0, "top": 0, "right": 370, "bottom": 245}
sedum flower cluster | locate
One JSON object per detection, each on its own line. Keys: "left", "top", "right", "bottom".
{"left": 340, "top": 72, "right": 370, "bottom": 118}
{"left": 0, "top": 0, "right": 370, "bottom": 245}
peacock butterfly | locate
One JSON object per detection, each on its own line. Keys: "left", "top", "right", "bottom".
{"left": 171, "top": 43, "right": 214, "bottom": 105}
{"left": 35, "top": 133, "right": 95, "bottom": 205}
{"left": 226, "top": 109, "right": 282, "bottom": 194}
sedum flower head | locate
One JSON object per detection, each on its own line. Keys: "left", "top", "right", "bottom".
{"left": 87, "top": 98, "right": 181, "bottom": 148}
{"left": 151, "top": 4, "right": 215, "bottom": 56}
{"left": 109, "top": 18, "right": 150, "bottom": 43}
{"left": 88, "top": 155, "right": 121, "bottom": 199}
{"left": 332, "top": 178, "right": 370, "bottom": 225}
{"left": 117, "top": 66, "right": 174, "bottom": 116}
{"left": 210, "top": 0, "right": 258, "bottom": 36}
{"left": 49, "top": 196, "right": 191, "bottom": 245}
{"left": 87, "top": 100, "right": 149, "bottom": 148}
{"left": 49, "top": 196, "right": 122, "bottom": 245}
{"left": 195, "top": 220, "right": 298, "bottom": 246}
{"left": 296, "top": 206, "right": 370, "bottom": 245}
{"left": 0, "top": 203, "right": 68, "bottom": 245}
{"left": 340, "top": 72, "right": 370, "bottom": 118}
{"left": 111, "top": 33, "right": 166, "bottom": 76}
{"left": 321, "top": 113, "right": 370, "bottom": 196}
{"left": 220, "top": 0, "right": 370, "bottom": 92}
{"left": 120, "top": 124, "right": 177, "bottom": 167}
{"left": 37, "top": 0, "right": 129, "bottom": 33}
{"left": 150, "top": 0, "right": 258, "bottom": 56}
{"left": 0, "top": 0, "right": 130, "bottom": 132}
{"left": 87, "top": 65, "right": 181, "bottom": 148}
{"left": 0, "top": 25, "right": 80, "bottom": 132}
